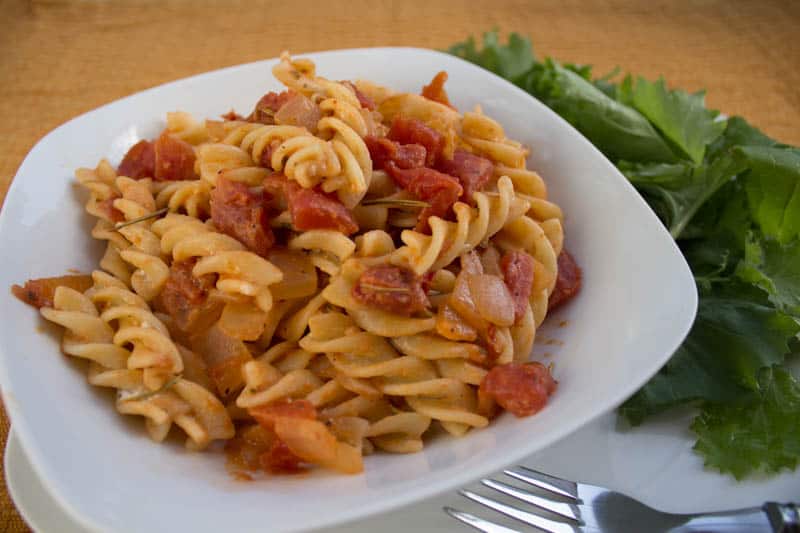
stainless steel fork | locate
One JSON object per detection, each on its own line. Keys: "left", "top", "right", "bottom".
{"left": 444, "top": 466, "right": 799, "bottom": 532}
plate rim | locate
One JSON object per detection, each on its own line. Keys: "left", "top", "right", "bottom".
{"left": 0, "top": 45, "right": 698, "bottom": 533}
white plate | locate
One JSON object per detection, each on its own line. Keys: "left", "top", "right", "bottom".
{"left": 9, "top": 413, "right": 799, "bottom": 533}
{"left": 0, "top": 47, "right": 697, "bottom": 533}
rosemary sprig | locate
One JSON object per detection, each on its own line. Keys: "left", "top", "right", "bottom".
{"left": 362, "top": 198, "right": 430, "bottom": 209}
{"left": 119, "top": 375, "right": 181, "bottom": 402}
{"left": 115, "top": 207, "right": 169, "bottom": 230}
{"left": 358, "top": 283, "right": 410, "bottom": 293}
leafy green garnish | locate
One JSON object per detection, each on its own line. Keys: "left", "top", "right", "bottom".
{"left": 519, "top": 60, "right": 678, "bottom": 163}
{"left": 618, "top": 76, "right": 726, "bottom": 164}
{"left": 620, "top": 287, "right": 799, "bottom": 424}
{"left": 448, "top": 31, "right": 800, "bottom": 479}
{"left": 447, "top": 31, "right": 536, "bottom": 82}
{"left": 692, "top": 366, "right": 800, "bottom": 479}
{"left": 737, "top": 234, "right": 800, "bottom": 316}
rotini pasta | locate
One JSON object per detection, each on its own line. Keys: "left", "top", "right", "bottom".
{"left": 13, "top": 53, "right": 581, "bottom": 479}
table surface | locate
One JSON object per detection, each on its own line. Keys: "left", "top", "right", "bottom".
{"left": 1, "top": 0, "right": 799, "bottom": 530}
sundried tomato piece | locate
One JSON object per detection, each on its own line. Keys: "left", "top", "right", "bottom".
{"left": 210, "top": 177, "right": 274, "bottom": 256}
{"left": 387, "top": 116, "right": 444, "bottom": 166}
{"left": 153, "top": 131, "right": 197, "bottom": 181}
{"left": 479, "top": 362, "right": 557, "bottom": 417}
{"left": 548, "top": 250, "right": 582, "bottom": 310}
{"left": 352, "top": 265, "right": 430, "bottom": 316}
{"left": 12, "top": 275, "right": 93, "bottom": 309}
{"left": 436, "top": 150, "right": 493, "bottom": 202}
{"left": 117, "top": 140, "right": 155, "bottom": 179}
{"left": 285, "top": 181, "right": 358, "bottom": 235}
{"left": 386, "top": 163, "right": 463, "bottom": 232}
{"left": 421, "top": 71, "right": 454, "bottom": 109}
{"left": 364, "top": 136, "right": 426, "bottom": 170}
{"left": 500, "top": 251, "right": 535, "bottom": 324}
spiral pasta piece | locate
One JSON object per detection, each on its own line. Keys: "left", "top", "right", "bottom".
{"left": 271, "top": 53, "right": 372, "bottom": 207}
{"left": 152, "top": 214, "right": 283, "bottom": 313}
{"left": 461, "top": 107, "right": 528, "bottom": 169}
{"left": 40, "top": 272, "right": 233, "bottom": 450}
{"left": 113, "top": 177, "right": 170, "bottom": 301}
{"left": 397, "top": 175, "right": 528, "bottom": 275}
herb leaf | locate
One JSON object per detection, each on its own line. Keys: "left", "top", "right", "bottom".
{"left": 737, "top": 234, "right": 800, "bottom": 316}
{"left": 447, "top": 31, "right": 536, "bottom": 82}
{"left": 519, "top": 60, "right": 678, "bottom": 163}
{"left": 620, "top": 286, "right": 800, "bottom": 424}
{"left": 618, "top": 76, "right": 726, "bottom": 164}
{"left": 692, "top": 366, "right": 800, "bottom": 479}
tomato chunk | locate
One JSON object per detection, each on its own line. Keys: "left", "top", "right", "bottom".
{"left": 364, "top": 136, "right": 426, "bottom": 171}
{"left": 386, "top": 163, "right": 463, "bottom": 232}
{"left": 157, "top": 258, "right": 218, "bottom": 332}
{"left": 211, "top": 177, "right": 274, "bottom": 256}
{"left": 285, "top": 181, "right": 358, "bottom": 235}
{"left": 153, "top": 131, "right": 197, "bottom": 181}
{"left": 387, "top": 116, "right": 444, "bottom": 166}
{"left": 12, "top": 275, "right": 93, "bottom": 309}
{"left": 479, "top": 362, "right": 557, "bottom": 417}
{"left": 436, "top": 150, "right": 494, "bottom": 201}
{"left": 548, "top": 250, "right": 582, "bottom": 310}
{"left": 500, "top": 251, "right": 535, "bottom": 324}
{"left": 117, "top": 140, "right": 155, "bottom": 179}
{"left": 352, "top": 265, "right": 430, "bottom": 316}
{"left": 421, "top": 71, "right": 454, "bottom": 109}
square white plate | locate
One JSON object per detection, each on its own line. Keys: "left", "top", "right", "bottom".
{"left": 0, "top": 47, "right": 696, "bottom": 533}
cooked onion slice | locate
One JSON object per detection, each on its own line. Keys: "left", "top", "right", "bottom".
{"left": 468, "top": 274, "right": 515, "bottom": 327}
{"left": 274, "top": 94, "right": 321, "bottom": 133}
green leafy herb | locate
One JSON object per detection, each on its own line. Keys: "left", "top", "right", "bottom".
{"left": 447, "top": 31, "right": 536, "bottom": 82}
{"left": 448, "top": 31, "right": 800, "bottom": 479}
{"left": 692, "top": 366, "right": 800, "bottom": 479}
{"left": 519, "top": 60, "right": 678, "bottom": 163}
{"left": 618, "top": 76, "right": 726, "bottom": 164}
{"left": 737, "top": 234, "right": 800, "bottom": 316}
{"left": 620, "top": 286, "right": 799, "bottom": 424}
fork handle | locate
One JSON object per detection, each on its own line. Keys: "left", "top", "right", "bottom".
{"left": 764, "top": 502, "right": 799, "bottom": 532}
{"left": 676, "top": 505, "right": 788, "bottom": 532}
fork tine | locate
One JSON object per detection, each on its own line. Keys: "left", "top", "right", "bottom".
{"left": 481, "top": 479, "right": 581, "bottom": 523}
{"left": 503, "top": 466, "right": 578, "bottom": 500}
{"left": 459, "top": 490, "right": 581, "bottom": 533}
{"left": 443, "top": 507, "right": 522, "bottom": 533}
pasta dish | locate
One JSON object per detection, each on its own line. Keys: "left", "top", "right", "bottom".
{"left": 12, "top": 53, "right": 581, "bottom": 476}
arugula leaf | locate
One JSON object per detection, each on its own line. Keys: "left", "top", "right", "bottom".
{"left": 618, "top": 76, "right": 726, "bottom": 164}
{"left": 739, "top": 146, "right": 800, "bottom": 244}
{"left": 737, "top": 234, "right": 800, "bottom": 316}
{"left": 620, "top": 285, "right": 800, "bottom": 424}
{"left": 692, "top": 366, "right": 800, "bottom": 479}
{"left": 520, "top": 60, "right": 678, "bottom": 163}
{"left": 708, "top": 116, "right": 778, "bottom": 158}
{"left": 619, "top": 150, "right": 745, "bottom": 239}
{"left": 447, "top": 31, "right": 536, "bottom": 82}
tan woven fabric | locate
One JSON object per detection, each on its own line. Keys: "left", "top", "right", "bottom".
{"left": 1, "top": 0, "right": 798, "bottom": 529}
